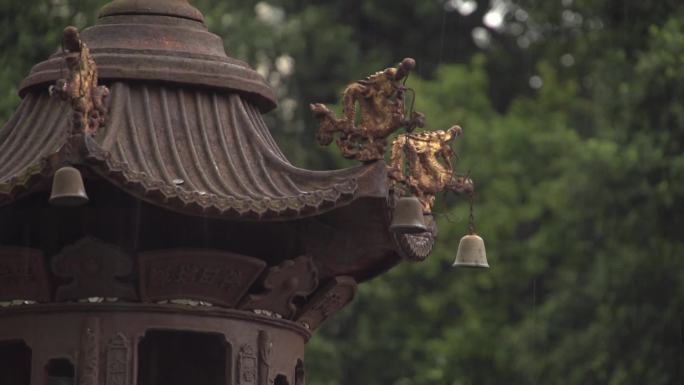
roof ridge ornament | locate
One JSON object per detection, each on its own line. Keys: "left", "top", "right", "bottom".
{"left": 49, "top": 26, "right": 109, "bottom": 138}
{"left": 310, "top": 58, "right": 425, "bottom": 162}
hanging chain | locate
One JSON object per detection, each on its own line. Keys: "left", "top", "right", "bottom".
{"left": 468, "top": 192, "right": 476, "bottom": 235}
{"left": 400, "top": 76, "right": 416, "bottom": 197}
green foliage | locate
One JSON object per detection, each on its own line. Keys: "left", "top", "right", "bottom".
{"left": 1, "top": 1, "right": 682, "bottom": 384}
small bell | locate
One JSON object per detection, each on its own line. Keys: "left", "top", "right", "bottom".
{"left": 390, "top": 196, "right": 428, "bottom": 234}
{"left": 453, "top": 233, "right": 489, "bottom": 268}
{"left": 49, "top": 166, "right": 89, "bottom": 206}
{"left": 453, "top": 192, "right": 489, "bottom": 268}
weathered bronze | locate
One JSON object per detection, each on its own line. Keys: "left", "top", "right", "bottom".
{"left": 389, "top": 196, "right": 428, "bottom": 234}
{"left": 138, "top": 249, "right": 267, "bottom": 307}
{"left": 49, "top": 166, "right": 90, "bottom": 206}
{"left": 311, "top": 58, "right": 425, "bottom": 162}
{"left": 296, "top": 276, "right": 357, "bottom": 330}
{"left": 389, "top": 125, "right": 474, "bottom": 213}
{"left": 51, "top": 238, "right": 138, "bottom": 301}
{"left": 49, "top": 26, "right": 109, "bottom": 136}
{"left": 453, "top": 234, "right": 489, "bottom": 268}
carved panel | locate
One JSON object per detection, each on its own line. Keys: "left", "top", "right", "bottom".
{"left": 296, "top": 276, "right": 357, "bottom": 330}
{"left": 0, "top": 247, "right": 50, "bottom": 302}
{"left": 106, "top": 333, "right": 130, "bottom": 385}
{"left": 79, "top": 317, "right": 100, "bottom": 385}
{"left": 139, "top": 250, "right": 266, "bottom": 307}
{"left": 239, "top": 256, "right": 319, "bottom": 319}
{"left": 51, "top": 238, "right": 137, "bottom": 301}
{"left": 238, "top": 344, "right": 257, "bottom": 385}
{"left": 393, "top": 216, "right": 437, "bottom": 262}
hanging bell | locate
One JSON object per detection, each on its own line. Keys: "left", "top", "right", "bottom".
{"left": 390, "top": 196, "right": 428, "bottom": 234}
{"left": 49, "top": 166, "right": 89, "bottom": 206}
{"left": 453, "top": 233, "right": 489, "bottom": 268}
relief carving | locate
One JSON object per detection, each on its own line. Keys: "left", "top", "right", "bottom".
{"left": 50, "top": 26, "right": 109, "bottom": 136}
{"left": 51, "top": 238, "right": 137, "bottom": 301}
{"left": 106, "top": 333, "right": 130, "bottom": 385}
{"left": 238, "top": 344, "right": 257, "bottom": 385}
{"left": 239, "top": 256, "right": 319, "bottom": 319}
{"left": 296, "top": 276, "right": 357, "bottom": 330}
{"left": 139, "top": 249, "right": 266, "bottom": 307}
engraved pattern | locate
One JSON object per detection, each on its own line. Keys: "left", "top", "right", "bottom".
{"left": 106, "top": 333, "right": 130, "bottom": 385}
{"left": 0, "top": 247, "right": 50, "bottom": 302}
{"left": 238, "top": 344, "right": 257, "bottom": 385}
{"left": 139, "top": 250, "right": 266, "bottom": 307}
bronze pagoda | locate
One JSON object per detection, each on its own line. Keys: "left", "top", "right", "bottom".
{"left": 0, "top": 1, "right": 485, "bottom": 384}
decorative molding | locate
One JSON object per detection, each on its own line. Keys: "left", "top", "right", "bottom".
{"left": 240, "top": 256, "right": 319, "bottom": 320}
{"left": 85, "top": 140, "right": 358, "bottom": 219}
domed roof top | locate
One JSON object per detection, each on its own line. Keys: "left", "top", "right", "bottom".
{"left": 20, "top": 0, "right": 276, "bottom": 111}
{"left": 99, "top": 0, "right": 204, "bottom": 22}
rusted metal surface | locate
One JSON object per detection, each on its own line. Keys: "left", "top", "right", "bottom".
{"left": 51, "top": 238, "right": 137, "bottom": 301}
{"left": 240, "top": 256, "right": 319, "bottom": 319}
{"left": 393, "top": 215, "right": 438, "bottom": 262}
{"left": 296, "top": 276, "right": 357, "bottom": 330}
{"left": 0, "top": 80, "right": 393, "bottom": 219}
{"left": 83, "top": 82, "right": 375, "bottom": 219}
{"left": 138, "top": 249, "right": 266, "bottom": 307}
{"left": 389, "top": 125, "right": 474, "bottom": 213}
{"left": 0, "top": 247, "right": 51, "bottom": 303}
{"left": 311, "top": 58, "right": 425, "bottom": 162}
{"left": 20, "top": 0, "right": 276, "bottom": 111}
{"left": 50, "top": 26, "right": 109, "bottom": 137}
{"left": 100, "top": 0, "right": 204, "bottom": 22}
{"left": 0, "top": 302, "right": 309, "bottom": 384}
{"left": 0, "top": 92, "right": 68, "bottom": 203}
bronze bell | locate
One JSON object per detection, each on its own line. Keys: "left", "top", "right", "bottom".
{"left": 49, "top": 166, "right": 89, "bottom": 206}
{"left": 390, "top": 196, "right": 428, "bottom": 234}
{"left": 453, "top": 233, "right": 489, "bottom": 268}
